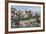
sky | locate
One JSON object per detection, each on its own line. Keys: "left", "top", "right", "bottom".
{"left": 11, "top": 6, "right": 41, "bottom": 13}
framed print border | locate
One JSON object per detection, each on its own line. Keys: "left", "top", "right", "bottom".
{"left": 5, "top": 0, "right": 45, "bottom": 34}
